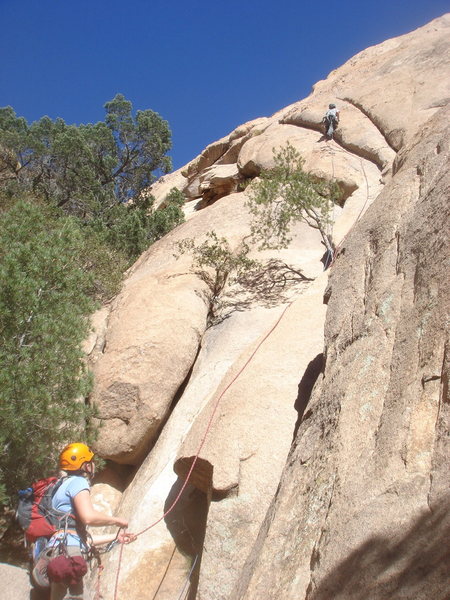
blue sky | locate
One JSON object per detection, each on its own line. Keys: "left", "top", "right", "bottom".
{"left": 0, "top": 1, "right": 448, "bottom": 171}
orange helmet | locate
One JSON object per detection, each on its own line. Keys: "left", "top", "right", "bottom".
{"left": 59, "top": 443, "right": 94, "bottom": 471}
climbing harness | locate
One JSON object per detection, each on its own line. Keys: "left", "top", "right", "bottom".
{"left": 323, "top": 114, "right": 338, "bottom": 139}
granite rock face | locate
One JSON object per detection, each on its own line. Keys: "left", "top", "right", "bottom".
{"left": 0, "top": 564, "right": 31, "bottom": 600}
{"left": 80, "top": 14, "right": 450, "bottom": 600}
{"left": 235, "top": 103, "right": 450, "bottom": 600}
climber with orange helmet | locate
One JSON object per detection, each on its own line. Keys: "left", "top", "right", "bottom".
{"left": 33, "top": 442, "right": 136, "bottom": 599}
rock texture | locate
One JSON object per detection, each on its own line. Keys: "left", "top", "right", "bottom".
{"left": 65, "top": 13, "right": 450, "bottom": 600}
{"left": 0, "top": 564, "right": 31, "bottom": 600}
{"left": 174, "top": 275, "right": 328, "bottom": 599}
{"left": 236, "top": 101, "right": 450, "bottom": 600}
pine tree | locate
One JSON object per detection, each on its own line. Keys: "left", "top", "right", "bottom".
{"left": 0, "top": 200, "right": 96, "bottom": 504}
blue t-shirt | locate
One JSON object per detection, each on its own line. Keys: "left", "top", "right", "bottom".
{"left": 48, "top": 475, "right": 90, "bottom": 548}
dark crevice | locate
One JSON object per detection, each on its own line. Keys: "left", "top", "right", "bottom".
{"left": 172, "top": 343, "right": 203, "bottom": 408}
{"left": 94, "top": 460, "right": 136, "bottom": 491}
{"left": 395, "top": 230, "right": 401, "bottom": 275}
{"left": 293, "top": 354, "right": 324, "bottom": 439}
{"left": 141, "top": 342, "right": 202, "bottom": 465}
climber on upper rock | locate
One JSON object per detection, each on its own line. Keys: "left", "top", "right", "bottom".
{"left": 323, "top": 103, "right": 340, "bottom": 139}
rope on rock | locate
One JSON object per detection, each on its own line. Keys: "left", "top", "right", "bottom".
{"left": 150, "top": 544, "right": 177, "bottom": 600}
{"left": 327, "top": 140, "right": 373, "bottom": 269}
{"left": 176, "top": 554, "right": 198, "bottom": 600}
{"left": 323, "top": 144, "right": 337, "bottom": 271}
{"left": 113, "top": 300, "right": 294, "bottom": 599}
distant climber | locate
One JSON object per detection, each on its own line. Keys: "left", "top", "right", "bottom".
{"left": 323, "top": 103, "right": 340, "bottom": 139}
{"left": 30, "top": 442, "right": 136, "bottom": 599}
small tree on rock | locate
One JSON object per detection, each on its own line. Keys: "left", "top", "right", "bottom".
{"left": 175, "top": 231, "right": 259, "bottom": 325}
{"left": 246, "top": 143, "right": 341, "bottom": 257}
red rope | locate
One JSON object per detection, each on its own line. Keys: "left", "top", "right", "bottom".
{"left": 93, "top": 564, "right": 104, "bottom": 600}
{"left": 113, "top": 300, "right": 293, "bottom": 599}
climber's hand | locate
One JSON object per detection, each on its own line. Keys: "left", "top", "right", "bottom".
{"left": 118, "top": 531, "right": 137, "bottom": 544}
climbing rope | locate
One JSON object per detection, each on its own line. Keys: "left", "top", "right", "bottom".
{"left": 93, "top": 564, "right": 104, "bottom": 600}
{"left": 176, "top": 554, "right": 198, "bottom": 600}
{"left": 150, "top": 544, "right": 177, "bottom": 600}
{"left": 323, "top": 144, "right": 337, "bottom": 271}
{"left": 112, "top": 300, "right": 294, "bottom": 599}
{"left": 326, "top": 138, "right": 373, "bottom": 268}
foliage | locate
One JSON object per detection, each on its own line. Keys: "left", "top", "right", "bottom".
{"left": 0, "top": 94, "right": 172, "bottom": 218}
{"left": 104, "top": 94, "right": 172, "bottom": 202}
{"left": 246, "top": 143, "right": 341, "bottom": 255}
{"left": 0, "top": 200, "right": 97, "bottom": 505}
{"left": 76, "top": 226, "right": 129, "bottom": 301}
{"left": 0, "top": 97, "right": 183, "bottom": 287}
{"left": 175, "top": 231, "right": 259, "bottom": 324}
{"left": 99, "top": 186, "right": 185, "bottom": 260}
{"left": 0, "top": 98, "right": 183, "bottom": 509}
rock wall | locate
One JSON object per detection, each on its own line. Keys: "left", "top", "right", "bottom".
{"left": 235, "top": 102, "right": 450, "bottom": 600}
{"left": 85, "top": 14, "right": 449, "bottom": 600}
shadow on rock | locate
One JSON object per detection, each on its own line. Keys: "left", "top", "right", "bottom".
{"left": 163, "top": 477, "right": 210, "bottom": 600}
{"left": 293, "top": 353, "right": 324, "bottom": 440}
{"left": 308, "top": 497, "right": 450, "bottom": 600}
{"left": 209, "top": 259, "right": 314, "bottom": 326}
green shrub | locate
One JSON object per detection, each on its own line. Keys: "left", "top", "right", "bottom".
{"left": 0, "top": 200, "right": 97, "bottom": 505}
{"left": 246, "top": 143, "right": 341, "bottom": 256}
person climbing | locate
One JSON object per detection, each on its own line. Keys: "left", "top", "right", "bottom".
{"left": 32, "top": 442, "right": 136, "bottom": 600}
{"left": 323, "top": 103, "right": 340, "bottom": 139}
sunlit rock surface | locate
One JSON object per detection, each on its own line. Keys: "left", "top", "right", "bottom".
{"left": 77, "top": 14, "right": 448, "bottom": 600}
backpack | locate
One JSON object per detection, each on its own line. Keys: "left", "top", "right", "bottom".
{"left": 16, "top": 476, "right": 77, "bottom": 542}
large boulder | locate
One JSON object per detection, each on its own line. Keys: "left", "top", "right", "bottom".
{"left": 182, "top": 118, "right": 270, "bottom": 180}
{"left": 92, "top": 269, "right": 209, "bottom": 465}
{"left": 198, "top": 163, "right": 241, "bottom": 205}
